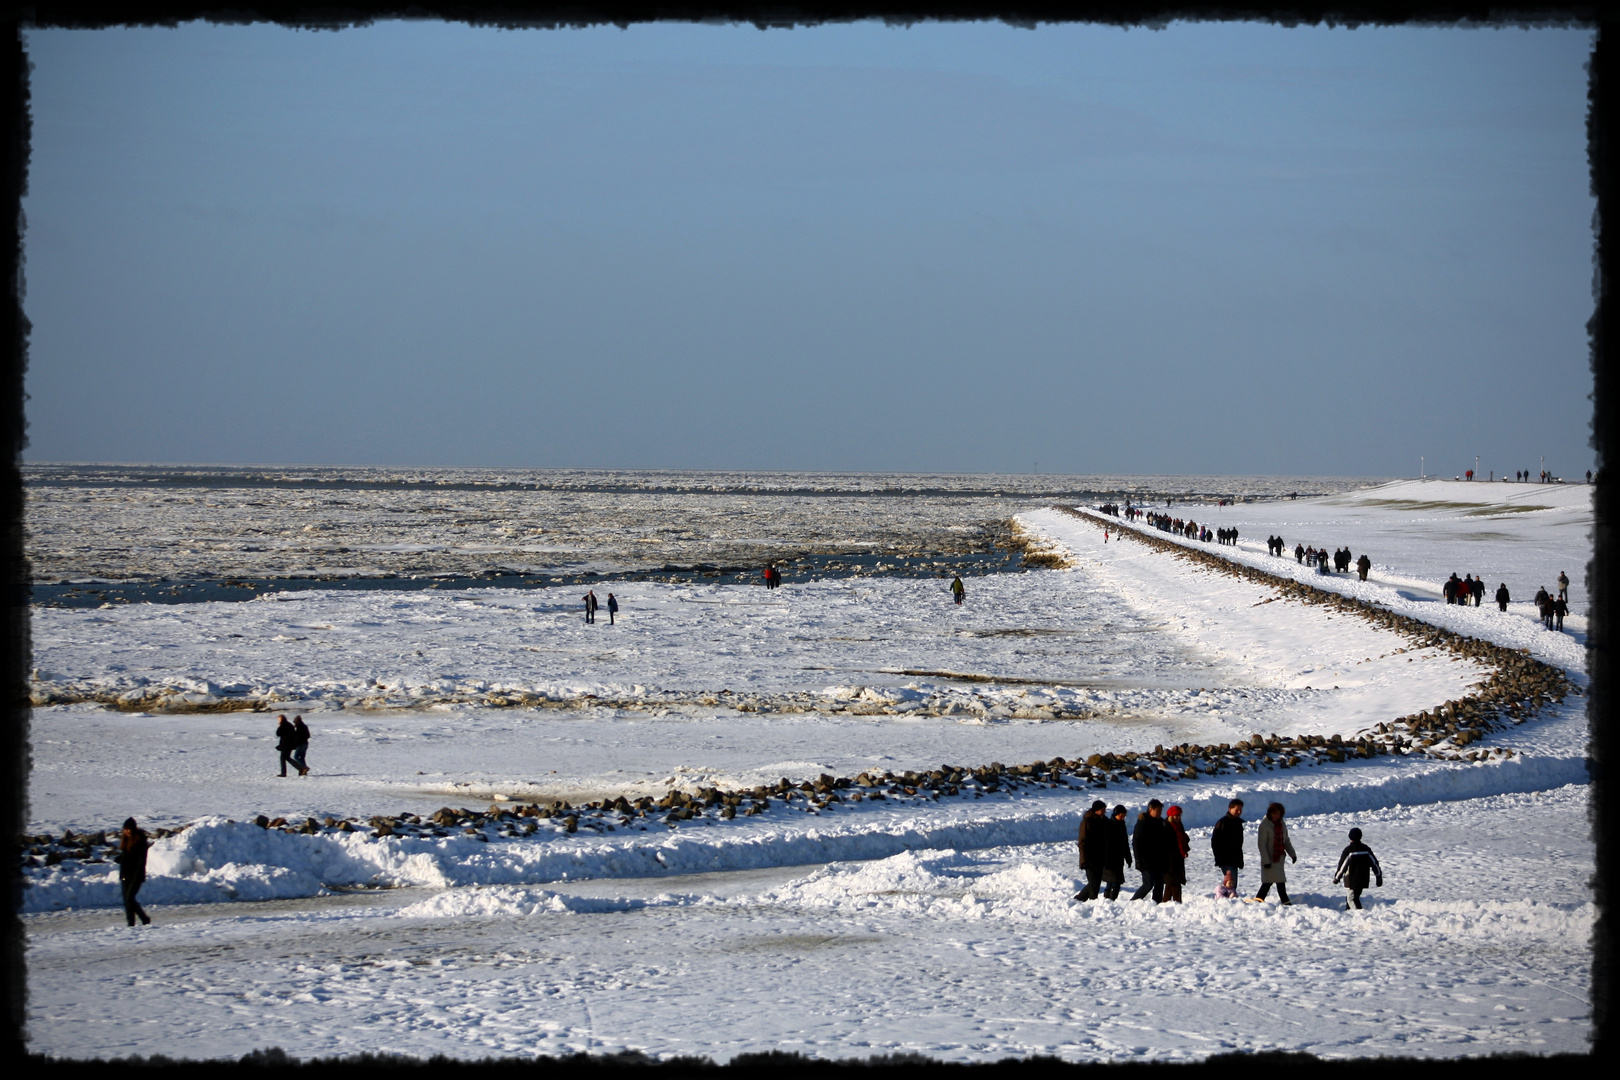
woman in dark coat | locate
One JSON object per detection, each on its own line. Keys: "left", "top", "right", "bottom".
{"left": 116, "top": 817, "right": 151, "bottom": 926}
{"left": 1102, "top": 805, "right": 1132, "bottom": 900}
{"left": 1496, "top": 583, "right": 1511, "bottom": 612}
{"left": 1163, "top": 805, "right": 1189, "bottom": 903}
{"left": 290, "top": 716, "right": 311, "bottom": 776}
{"left": 275, "top": 715, "right": 297, "bottom": 777}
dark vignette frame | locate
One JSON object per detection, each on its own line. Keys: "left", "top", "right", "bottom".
{"left": 0, "top": 1, "right": 1608, "bottom": 1069}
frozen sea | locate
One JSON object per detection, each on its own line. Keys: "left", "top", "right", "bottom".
{"left": 20, "top": 470, "right": 1594, "bottom": 1062}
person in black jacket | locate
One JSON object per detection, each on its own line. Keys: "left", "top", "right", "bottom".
{"left": 117, "top": 817, "right": 151, "bottom": 926}
{"left": 1073, "top": 801, "right": 1110, "bottom": 902}
{"left": 1496, "top": 583, "right": 1511, "bottom": 612}
{"left": 275, "top": 715, "right": 297, "bottom": 778}
{"left": 290, "top": 715, "right": 311, "bottom": 776}
{"left": 1103, "top": 804, "right": 1133, "bottom": 900}
{"left": 1332, "top": 828, "right": 1383, "bottom": 910}
{"left": 1129, "top": 800, "right": 1169, "bottom": 903}
{"left": 1210, "top": 798, "right": 1245, "bottom": 897}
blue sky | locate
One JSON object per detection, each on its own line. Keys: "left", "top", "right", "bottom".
{"left": 20, "top": 20, "right": 1596, "bottom": 477}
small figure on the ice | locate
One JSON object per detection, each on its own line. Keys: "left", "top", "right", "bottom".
{"left": 584, "top": 589, "right": 598, "bottom": 624}
{"left": 1495, "top": 582, "right": 1511, "bottom": 611}
{"left": 1163, "top": 805, "right": 1189, "bottom": 903}
{"left": 117, "top": 817, "right": 151, "bottom": 926}
{"left": 1211, "top": 798, "right": 1245, "bottom": 898}
{"left": 1470, "top": 575, "right": 1485, "bottom": 606}
{"left": 1553, "top": 594, "right": 1568, "bottom": 631}
{"left": 291, "top": 715, "right": 311, "bottom": 776}
{"left": 1558, "top": 571, "right": 1570, "bottom": 602}
{"left": 1332, "top": 827, "right": 1383, "bottom": 910}
{"left": 1129, "top": 800, "right": 1169, "bottom": 903}
{"left": 1103, "top": 804, "right": 1132, "bottom": 901}
{"left": 1251, "top": 802, "right": 1296, "bottom": 905}
{"left": 1356, "top": 553, "right": 1371, "bottom": 581}
{"left": 1295, "top": 543, "right": 1305, "bottom": 563}
{"left": 275, "top": 714, "right": 297, "bottom": 778}
{"left": 1073, "top": 800, "right": 1110, "bottom": 902}
{"left": 950, "top": 577, "right": 965, "bottom": 605}
{"left": 606, "top": 593, "right": 619, "bottom": 625}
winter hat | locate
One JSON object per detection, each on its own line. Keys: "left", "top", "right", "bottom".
{"left": 1090, "top": 800, "right": 1108, "bottom": 812}
{"left": 122, "top": 817, "right": 137, "bottom": 830}
{"left": 1349, "top": 828, "right": 1362, "bottom": 840}
{"left": 1166, "top": 805, "right": 1182, "bottom": 818}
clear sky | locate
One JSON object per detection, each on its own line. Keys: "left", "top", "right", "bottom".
{"left": 20, "top": 19, "right": 1596, "bottom": 478}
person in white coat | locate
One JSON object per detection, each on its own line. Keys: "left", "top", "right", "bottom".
{"left": 1250, "top": 802, "right": 1297, "bottom": 905}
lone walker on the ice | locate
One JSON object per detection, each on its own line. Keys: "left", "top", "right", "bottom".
{"left": 950, "top": 576, "right": 965, "bottom": 604}
{"left": 606, "top": 593, "right": 619, "bottom": 625}
{"left": 117, "top": 817, "right": 151, "bottom": 927}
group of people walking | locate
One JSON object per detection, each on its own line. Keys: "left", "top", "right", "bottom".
{"left": 1534, "top": 579, "right": 1570, "bottom": 630}
{"left": 274, "top": 714, "right": 312, "bottom": 777}
{"left": 582, "top": 589, "right": 619, "bottom": 624}
{"left": 1076, "top": 798, "right": 1382, "bottom": 911}
{"left": 1147, "top": 513, "right": 1202, "bottom": 539}
{"left": 1437, "top": 573, "right": 1571, "bottom": 630}
{"left": 1443, "top": 573, "right": 1486, "bottom": 607}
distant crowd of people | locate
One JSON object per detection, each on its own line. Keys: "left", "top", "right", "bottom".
{"left": 1075, "top": 798, "right": 1382, "bottom": 911}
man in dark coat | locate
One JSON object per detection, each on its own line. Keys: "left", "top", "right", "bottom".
{"left": 1103, "top": 805, "right": 1133, "bottom": 900}
{"left": 275, "top": 715, "right": 297, "bottom": 777}
{"left": 606, "top": 593, "right": 619, "bottom": 625}
{"left": 1332, "top": 827, "right": 1383, "bottom": 910}
{"left": 1073, "top": 801, "right": 1110, "bottom": 902}
{"left": 1553, "top": 595, "right": 1568, "bottom": 630}
{"left": 1210, "top": 798, "right": 1246, "bottom": 896}
{"left": 1470, "top": 575, "right": 1485, "bottom": 606}
{"left": 1129, "top": 800, "right": 1169, "bottom": 903}
{"left": 1356, "top": 553, "right": 1372, "bottom": 581}
{"left": 291, "top": 715, "right": 310, "bottom": 776}
{"left": 1495, "top": 583, "right": 1511, "bottom": 611}
{"left": 117, "top": 817, "right": 151, "bottom": 926}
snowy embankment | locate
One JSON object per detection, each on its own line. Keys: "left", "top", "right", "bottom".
{"left": 22, "top": 706, "right": 1584, "bottom": 914}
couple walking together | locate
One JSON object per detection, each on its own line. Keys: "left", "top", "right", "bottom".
{"left": 276, "top": 714, "right": 311, "bottom": 777}
{"left": 583, "top": 590, "right": 618, "bottom": 624}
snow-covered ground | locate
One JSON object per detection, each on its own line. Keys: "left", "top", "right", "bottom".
{"left": 22, "top": 476, "right": 1593, "bottom": 1061}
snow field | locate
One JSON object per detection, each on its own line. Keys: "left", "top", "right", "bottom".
{"left": 25, "top": 785, "right": 1591, "bottom": 1062}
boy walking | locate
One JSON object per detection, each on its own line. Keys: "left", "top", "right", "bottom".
{"left": 1332, "top": 827, "right": 1383, "bottom": 910}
